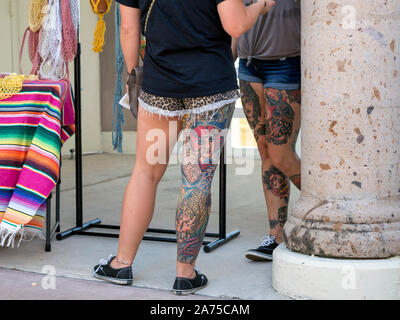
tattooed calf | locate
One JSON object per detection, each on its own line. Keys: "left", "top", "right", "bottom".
{"left": 269, "top": 206, "right": 288, "bottom": 230}
{"left": 263, "top": 166, "right": 289, "bottom": 200}
{"left": 277, "top": 206, "right": 288, "bottom": 227}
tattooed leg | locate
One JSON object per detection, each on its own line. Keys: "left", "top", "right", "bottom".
{"left": 269, "top": 206, "right": 289, "bottom": 230}
{"left": 239, "top": 80, "right": 266, "bottom": 141}
{"left": 240, "top": 80, "right": 290, "bottom": 243}
{"left": 263, "top": 166, "right": 290, "bottom": 201}
{"left": 265, "top": 88, "right": 302, "bottom": 191}
{"left": 263, "top": 165, "right": 290, "bottom": 241}
{"left": 176, "top": 103, "right": 235, "bottom": 267}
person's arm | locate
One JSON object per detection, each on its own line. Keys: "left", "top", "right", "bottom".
{"left": 119, "top": 4, "right": 141, "bottom": 73}
{"left": 231, "top": 37, "right": 238, "bottom": 61}
{"left": 217, "top": 0, "right": 275, "bottom": 38}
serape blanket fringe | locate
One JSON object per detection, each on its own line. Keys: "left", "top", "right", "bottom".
{"left": 0, "top": 80, "right": 75, "bottom": 247}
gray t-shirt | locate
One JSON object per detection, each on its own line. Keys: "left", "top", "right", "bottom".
{"left": 238, "top": 0, "right": 301, "bottom": 61}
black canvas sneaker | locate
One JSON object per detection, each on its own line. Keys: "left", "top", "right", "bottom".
{"left": 245, "top": 235, "right": 279, "bottom": 261}
{"left": 172, "top": 268, "right": 208, "bottom": 295}
{"left": 92, "top": 255, "right": 133, "bottom": 285}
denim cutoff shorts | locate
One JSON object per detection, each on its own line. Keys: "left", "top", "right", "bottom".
{"left": 238, "top": 56, "right": 301, "bottom": 90}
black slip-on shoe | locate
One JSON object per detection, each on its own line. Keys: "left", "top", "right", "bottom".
{"left": 245, "top": 235, "right": 279, "bottom": 261}
{"left": 93, "top": 255, "right": 133, "bottom": 285}
{"left": 172, "top": 269, "right": 208, "bottom": 296}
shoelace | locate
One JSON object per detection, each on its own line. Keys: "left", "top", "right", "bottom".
{"left": 92, "top": 254, "right": 113, "bottom": 276}
{"left": 260, "top": 235, "right": 276, "bottom": 247}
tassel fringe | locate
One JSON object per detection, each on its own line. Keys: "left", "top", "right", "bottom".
{"left": 93, "top": 17, "right": 106, "bottom": 53}
{"left": 0, "top": 224, "right": 44, "bottom": 248}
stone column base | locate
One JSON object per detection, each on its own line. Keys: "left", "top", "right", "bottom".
{"left": 284, "top": 196, "right": 400, "bottom": 258}
{"left": 272, "top": 244, "right": 400, "bottom": 300}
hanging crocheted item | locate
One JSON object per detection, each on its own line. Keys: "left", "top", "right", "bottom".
{"left": 69, "top": 0, "right": 80, "bottom": 32}
{"left": 112, "top": 3, "right": 125, "bottom": 152}
{"left": 0, "top": 74, "right": 25, "bottom": 101}
{"left": 39, "top": 0, "right": 66, "bottom": 80}
{"left": 90, "top": 0, "right": 112, "bottom": 53}
{"left": 28, "top": 30, "right": 40, "bottom": 63}
{"left": 19, "top": 27, "right": 42, "bottom": 76}
{"left": 60, "top": 0, "right": 78, "bottom": 63}
{"left": 28, "top": 0, "right": 48, "bottom": 32}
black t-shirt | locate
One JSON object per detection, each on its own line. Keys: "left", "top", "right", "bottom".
{"left": 116, "top": 0, "right": 238, "bottom": 98}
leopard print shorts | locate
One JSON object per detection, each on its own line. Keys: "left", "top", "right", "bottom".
{"left": 138, "top": 89, "right": 240, "bottom": 118}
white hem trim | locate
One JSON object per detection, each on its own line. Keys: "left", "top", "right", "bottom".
{"left": 138, "top": 95, "right": 240, "bottom": 119}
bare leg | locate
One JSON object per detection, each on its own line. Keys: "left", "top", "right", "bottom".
{"left": 240, "top": 80, "right": 289, "bottom": 243}
{"left": 111, "top": 107, "right": 181, "bottom": 269}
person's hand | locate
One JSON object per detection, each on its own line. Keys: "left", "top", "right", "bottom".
{"left": 253, "top": 0, "right": 275, "bottom": 15}
{"left": 259, "top": 0, "right": 275, "bottom": 15}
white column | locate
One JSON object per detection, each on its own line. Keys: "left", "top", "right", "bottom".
{"left": 273, "top": 0, "right": 400, "bottom": 299}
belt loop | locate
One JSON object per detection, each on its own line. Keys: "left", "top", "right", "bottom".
{"left": 246, "top": 56, "right": 253, "bottom": 67}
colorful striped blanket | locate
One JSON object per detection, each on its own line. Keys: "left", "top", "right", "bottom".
{"left": 0, "top": 80, "right": 75, "bottom": 247}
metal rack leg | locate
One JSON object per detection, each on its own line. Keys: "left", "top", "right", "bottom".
{"left": 74, "top": 43, "right": 83, "bottom": 228}
{"left": 45, "top": 170, "right": 61, "bottom": 252}
{"left": 56, "top": 160, "right": 61, "bottom": 232}
{"left": 55, "top": 181, "right": 61, "bottom": 232}
{"left": 203, "top": 230, "right": 240, "bottom": 253}
{"left": 203, "top": 146, "right": 240, "bottom": 253}
{"left": 45, "top": 194, "right": 52, "bottom": 252}
{"left": 56, "top": 218, "right": 102, "bottom": 240}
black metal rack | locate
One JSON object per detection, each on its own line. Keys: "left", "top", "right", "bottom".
{"left": 45, "top": 182, "right": 60, "bottom": 252}
{"left": 56, "top": 42, "right": 240, "bottom": 252}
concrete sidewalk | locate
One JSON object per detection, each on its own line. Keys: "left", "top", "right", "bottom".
{"left": 0, "top": 268, "right": 215, "bottom": 300}
{"left": 0, "top": 153, "right": 298, "bottom": 300}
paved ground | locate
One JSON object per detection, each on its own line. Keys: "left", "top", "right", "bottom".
{"left": 0, "top": 152, "right": 300, "bottom": 300}
{"left": 0, "top": 268, "right": 215, "bottom": 300}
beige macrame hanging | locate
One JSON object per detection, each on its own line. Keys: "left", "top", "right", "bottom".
{"left": 29, "top": 0, "right": 48, "bottom": 32}
{"left": 0, "top": 74, "right": 25, "bottom": 101}
{"left": 90, "top": 0, "right": 113, "bottom": 53}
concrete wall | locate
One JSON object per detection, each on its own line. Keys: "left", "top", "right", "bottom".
{"left": 0, "top": 0, "right": 102, "bottom": 155}
{"left": 99, "top": 2, "right": 138, "bottom": 154}
{"left": 100, "top": 2, "right": 137, "bottom": 133}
